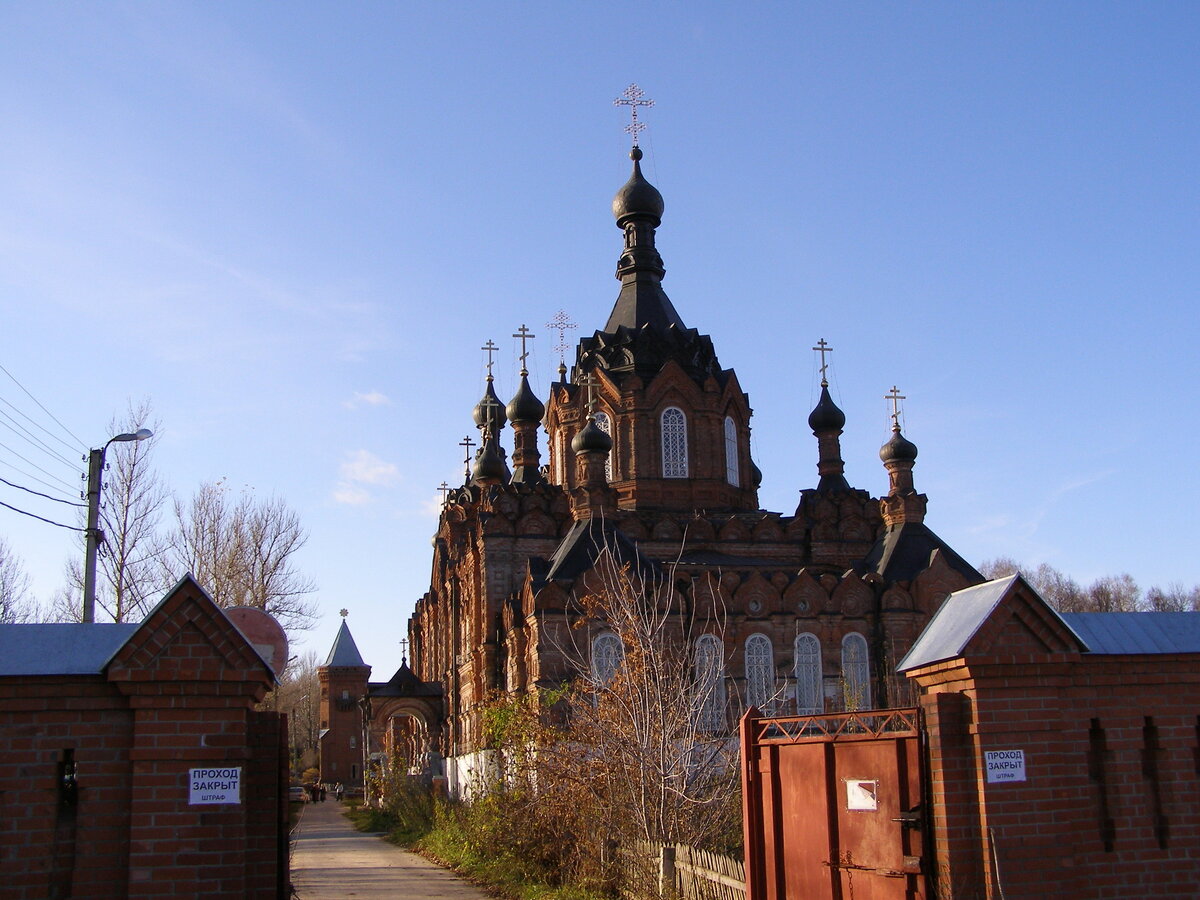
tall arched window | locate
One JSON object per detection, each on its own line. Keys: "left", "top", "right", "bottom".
{"left": 694, "top": 634, "right": 726, "bottom": 731}
{"left": 794, "top": 633, "right": 823, "bottom": 715}
{"left": 744, "top": 634, "right": 774, "bottom": 710}
{"left": 661, "top": 407, "right": 688, "bottom": 478}
{"left": 724, "top": 416, "right": 740, "bottom": 487}
{"left": 591, "top": 633, "right": 623, "bottom": 686}
{"left": 594, "top": 411, "right": 613, "bottom": 481}
{"left": 841, "top": 632, "right": 871, "bottom": 711}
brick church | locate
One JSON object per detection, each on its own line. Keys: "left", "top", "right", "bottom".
{"left": 319, "top": 132, "right": 982, "bottom": 793}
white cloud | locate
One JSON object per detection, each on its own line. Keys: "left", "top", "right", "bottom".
{"left": 343, "top": 390, "right": 391, "bottom": 410}
{"left": 332, "top": 449, "right": 400, "bottom": 504}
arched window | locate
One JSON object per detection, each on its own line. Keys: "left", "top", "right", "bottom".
{"left": 594, "top": 411, "right": 613, "bottom": 481}
{"left": 724, "top": 416, "right": 740, "bottom": 487}
{"left": 694, "top": 634, "right": 726, "bottom": 731}
{"left": 841, "top": 632, "right": 871, "bottom": 711}
{"left": 793, "top": 633, "right": 823, "bottom": 715}
{"left": 661, "top": 407, "right": 688, "bottom": 478}
{"left": 744, "top": 634, "right": 774, "bottom": 710}
{"left": 591, "top": 633, "right": 623, "bottom": 686}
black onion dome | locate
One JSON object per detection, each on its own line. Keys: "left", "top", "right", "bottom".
{"left": 572, "top": 418, "right": 613, "bottom": 454}
{"left": 612, "top": 147, "right": 664, "bottom": 225}
{"left": 506, "top": 374, "right": 545, "bottom": 423}
{"left": 473, "top": 436, "right": 507, "bottom": 482}
{"left": 880, "top": 428, "right": 918, "bottom": 463}
{"left": 808, "top": 384, "right": 846, "bottom": 433}
{"left": 472, "top": 380, "right": 506, "bottom": 433}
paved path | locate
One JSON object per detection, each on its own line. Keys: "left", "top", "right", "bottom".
{"left": 290, "top": 799, "right": 492, "bottom": 899}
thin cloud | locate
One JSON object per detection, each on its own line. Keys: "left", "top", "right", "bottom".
{"left": 333, "top": 449, "right": 400, "bottom": 504}
{"left": 343, "top": 391, "right": 391, "bottom": 410}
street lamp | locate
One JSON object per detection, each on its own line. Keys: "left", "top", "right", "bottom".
{"left": 82, "top": 428, "right": 153, "bottom": 623}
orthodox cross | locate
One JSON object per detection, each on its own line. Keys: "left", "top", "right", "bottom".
{"left": 437, "top": 481, "right": 451, "bottom": 507}
{"left": 885, "top": 386, "right": 906, "bottom": 430}
{"left": 512, "top": 324, "right": 535, "bottom": 375}
{"left": 339, "top": 608, "right": 348, "bottom": 618}
{"left": 459, "top": 435, "right": 476, "bottom": 477}
{"left": 399, "top": 637, "right": 409, "bottom": 663}
{"left": 546, "top": 309, "right": 576, "bottom": 366}
{"left": 480, "top": 339, "right": 498, "bottom": 380}
{"left": 578, "top": 371, "right": 600, "bottom": 418}
{"left": 614, "top": 83, "right": 654, "bottom": 146}
{"left": 812, "top": 338, "right": 833, "bottom": 386}
{"left": 479, "top": 394, "right": 501, "bottom": 435}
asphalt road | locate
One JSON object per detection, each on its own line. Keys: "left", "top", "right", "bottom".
{"left": 289, "top": 799, "right": 492, "bottom": 899}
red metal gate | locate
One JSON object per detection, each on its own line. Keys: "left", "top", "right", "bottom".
{"left": 741, "top": 708, "right": 927, "bottom": 900}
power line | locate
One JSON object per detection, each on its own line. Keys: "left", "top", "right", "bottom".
{"left": 0, "top": 362, "right": 87, "bottom": 452}
{"left": 0, "top": 439, "right": 82, "bottom": 494}
{"left": 0, "top": 455, "right": 80, "bottom": 500}
{"left": 0, "top": 407, "right": 79, "bottom": 470}
{"left": 0, "top": 498, "right": 84, "bottom": 531}
{"left": 0, "top": 474, "right": 86, "bottom": 508}
{"left": 0, "top": 393, "right": 83, "bottom": 459}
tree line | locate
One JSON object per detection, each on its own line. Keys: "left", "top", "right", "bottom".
{"left": 0, "top": 400, "right": 316, "bottom": 633}
{"left": 978, "top": 557, "right": 1200, "bottom": 613}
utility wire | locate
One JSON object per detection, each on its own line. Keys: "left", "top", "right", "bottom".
{"left": 0, "top": 362, "right": 87, "bottom": 452}
{"left": 0, "top": 498, "right": 85, "bottom": 531}
{"left": 0, "top": 455, "right": 80, "bottom": 500}
{"left": 0, "top": 393, "right": 83, "bottom": 458}
{"left": 0, "top": 439, "right": 81, "bottom": 494}
{"left": 0, "top": 408, "right": 79, "bottom": 470}
{"left": 0, "top": 475, "right": 86, "bottom": 508}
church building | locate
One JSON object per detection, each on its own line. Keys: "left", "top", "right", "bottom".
{"left": 320, "top": 123, "right": 982, "bottom": 793}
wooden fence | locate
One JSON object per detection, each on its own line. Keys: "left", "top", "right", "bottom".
{"left": 626, "top": 841, "right": 746, "bottom": 900}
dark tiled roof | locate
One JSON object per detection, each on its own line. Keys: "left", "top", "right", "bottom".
{"left": 862, "top": 522, "right": 982, "bottom": 584}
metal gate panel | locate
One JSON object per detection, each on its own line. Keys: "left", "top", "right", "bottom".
{"left": 741, "top": 708, "right": 926, "bottom": 900}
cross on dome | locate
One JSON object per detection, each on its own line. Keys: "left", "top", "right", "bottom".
{"left": 546, "top": 309, "right": 577, "bottom": 365}
{"left": 885, "top": 386, "right": 907, "bottom": 431}
{"left": 512, "top": 324, "right": 535, "bottom": 375}
{"left": 480, "top": 339, "right": 499, "bottom": 380}
{"left": 614, "top": 83, "right": 654, "bottom": 146}
{"left": 459, "top": 434, "right": 476, "bottom": 477}
{"left": 812, "top": 338, "right": 834, "bottom": 386}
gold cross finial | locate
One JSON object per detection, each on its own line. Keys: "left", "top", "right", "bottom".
{"left": 480, "top": 339, "right": 498, "bottom": 380}
{"left": 578, "top": 371, "right": 600, "bottom": 419}
{"left": 546, "top": 309, "right": 577, "bottom": 366}
{"left": 459, "top": 435, "right": 476, "bottom": 477}
{"left": 511, "top": 324, "right": 535, "bottom": 376}
{"left": 812, "top": 338, "right": 833, "bottom": 386}
{"left": 885, "top": 386, "right": 906, "bottom": 431}
{"left": 339, "top": 608, "right": 348, "bottom": 618}
{"left": 614, "top": 83, "right": 654, "bottom": 146}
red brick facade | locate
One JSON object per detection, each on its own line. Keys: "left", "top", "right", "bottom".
{"left": 0, "top": 577, "right": 285, "bottom": 900}
{"left": 905, "top": 578, "right": 1200, "bottom": 899}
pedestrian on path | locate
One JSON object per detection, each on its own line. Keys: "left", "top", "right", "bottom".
{"left": 290, "top": 793, "right": 491, "bottom": 899}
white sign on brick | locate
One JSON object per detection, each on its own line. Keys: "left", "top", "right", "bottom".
{"left": 188, "top": 767, "right": 242, "bottom": 804}
{"left": 984, "top": 749, "right": 1026, "bottom": 783}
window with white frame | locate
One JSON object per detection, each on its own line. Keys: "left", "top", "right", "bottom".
{"left": 594, "top": 411, "right": 613, "bottom": 481}
{"left": 744, "top": 633, "right": 774, "bottom": 710}
{"left": 694, "top": 634, "right": 726, "bottom": 731}
{"left": 794, "top": 633, "right": 823, "bottom": 715}
{"left": 841, "top": 632, "right": 871, "bottom": 711}
{"left": 661, "top": 407, "right": 688, "bottom": 478}
{"left": 591, "top": 632, "right": 623, "bottom": 686}
{"left": 724, "top": 416, "right": 740, "bottom": 487}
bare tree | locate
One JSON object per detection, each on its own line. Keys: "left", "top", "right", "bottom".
{"left": 95, "top": 401, "right": 170, "bottom": 622}
{"left": 0, "top": 537, "right": 36, "bottom": 623}
{"left": 980, "top": 558, "right": 1168, "bottom": 613}
{"left": 1145, "top": 583, "right": 1200, "bottom": 612}
{"left": 165, "top": 479, "right": 316, "bottom": 633}
{"left": 272, "top": 651, "right": 322, "bottom": 774}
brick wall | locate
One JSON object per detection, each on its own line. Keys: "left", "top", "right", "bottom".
{"left": 0, "top": 577, "right": 283, "bottom": 900}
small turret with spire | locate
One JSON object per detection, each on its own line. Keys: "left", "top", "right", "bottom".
{"left": 808, "top": 339, "right": 851, "bottom": 492}
{"left": 507, "top": 324, "right": 546, "bottom": 485}
{"left": 879, "top": 386, "right": 927, "bottom": 526}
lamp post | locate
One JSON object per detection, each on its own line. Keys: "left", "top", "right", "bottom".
{"left": 82, "top": 428, "right": 153, "bottom": 623}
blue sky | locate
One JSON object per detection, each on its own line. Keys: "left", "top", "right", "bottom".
{"left": 2, "top": 2, "right": 1197, "bottom": 673}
